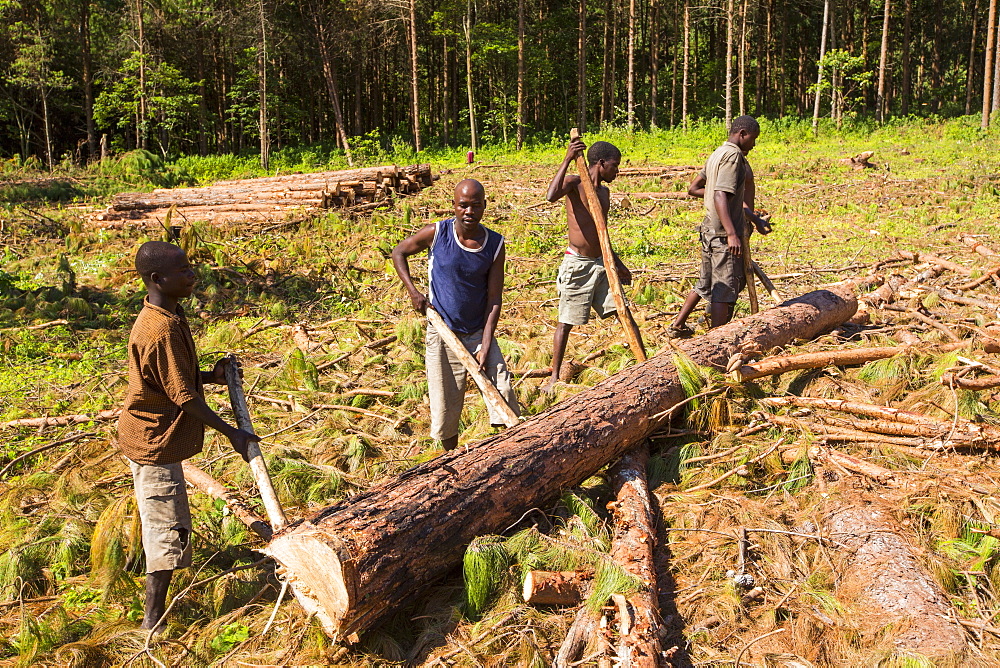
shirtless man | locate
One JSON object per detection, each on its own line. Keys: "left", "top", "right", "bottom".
{"left": 541, "top": 138, "right": 631, "bottom": 393}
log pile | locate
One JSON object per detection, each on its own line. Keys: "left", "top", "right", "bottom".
{"left": 616, "top": 165, "right": 701, "bottom": 178}
{"left": 88, "top": 164, "right": 435, "bottom": 227}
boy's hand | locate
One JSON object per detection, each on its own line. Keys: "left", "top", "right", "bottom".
{"left": 566, "top": 138, "right": 586, "bottom": 162}
{"left": 227, "top": 428, "right": 259, "bottom": 463}
{"left": 409, "top": 290, "right": 430, "bottom": 315}
{"left": 727, "top": 233, "right": 743, "bottom": 258}
{"left": 617, "top": 263, "right": 633, "bottom": 285}
{"left": 207, "top": 357, "right": 240, "bottom": 385}
{"left": 754, "top": 214, "right": 772, "bottom": 235}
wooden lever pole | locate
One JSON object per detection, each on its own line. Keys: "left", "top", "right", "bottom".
{"left": 569, "top": 128, "right": 647, "bottom": 362}
{"left": 743, "top": 230, "right": 759, "bottom": 314}
{"left": 752, "top": 260, "right": 781, "bottom": 304}
{"left": 425, "top": 308, "right": 519, "bottom": 427}
{"left": 225, "top": 353, "right": 287, "bottom": 532}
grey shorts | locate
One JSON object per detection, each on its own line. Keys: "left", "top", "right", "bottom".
{"left": 556, "top": 253, "right": 617, "bottom": 325}
{"left": 129, "top": 460, "right": 193, "bottom": 573}
{"left": 694, "top": 231, "right": 746, "bottom": 304}
{"left": 425, "top": 324, "right": 519, "bottom": 442}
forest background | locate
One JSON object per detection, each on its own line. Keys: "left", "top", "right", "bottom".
{"left": 2, "top": 0, "right": 1000, "bottom": 171}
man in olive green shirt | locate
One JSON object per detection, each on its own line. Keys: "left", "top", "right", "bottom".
{"left": 670, "top": 116, "right": 762, "bottom": 332}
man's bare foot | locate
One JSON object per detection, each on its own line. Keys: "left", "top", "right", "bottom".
{"left": 540, "top": 377, "right": 560, "bottom": 394}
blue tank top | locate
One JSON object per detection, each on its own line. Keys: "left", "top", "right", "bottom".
{"left": 428, "top": 218, "right": 504, "bottom": 334}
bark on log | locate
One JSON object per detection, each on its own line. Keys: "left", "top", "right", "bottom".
{"left": 941, "top": 372, "right": 1000, "bottom": 390}
{"left": 766, "top": 413, "right": 931, "bottom": 447}
{"left": 826, "top": 501, "right": 967, "bottom": 659}
{"left": 896, "top": 250, "right": 973, "bottom": 275}
{"left": 760, "top": 396, "right": 950, "bottom": 427}
{"left": 261, "top": 286, "right": 858, "bottom": 640}
{"left": 554, "top": 606, "right": 599, "bottom": 667}
{"left": 957, "top": 265, "right": 1000, "bottom": 291}
{"left": 522, "top": 570, "right": 590, "bottom": 605}
{"left": 88, "top": 164, "right": 433, "bottom": 226}
{"left": 759, "top": 396, "right": 1000, "bottom": 442}
{"left": 607, "top": 445, "right": 663, "bottom": 667}
{"left": 735, "top": 346, "right": 911, "bottom": 381}
{"left": 959, "top": 234, "right": 1000, "bottom": 259}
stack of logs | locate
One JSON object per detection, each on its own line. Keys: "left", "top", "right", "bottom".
{"left": 88, "top": 164, "right": 434, "bottom": 227}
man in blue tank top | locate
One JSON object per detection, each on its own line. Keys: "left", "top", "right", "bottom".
{"left": 392, "top": 179, "right": 520, "bottom": 450}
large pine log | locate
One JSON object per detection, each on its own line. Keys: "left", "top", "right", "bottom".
{"left": 607, "top": 445, "right": 663, "bottom": 667}
{"left": 262, "top": 286, "right": 858, "bottom": 640}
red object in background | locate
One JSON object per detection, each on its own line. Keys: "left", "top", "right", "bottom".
{"left": 467, "top": 151, "right": 474, "bottom": 164}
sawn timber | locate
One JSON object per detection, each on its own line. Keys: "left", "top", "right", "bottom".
{"left": 262, "top": 285, "right": 859, "bottom": 640}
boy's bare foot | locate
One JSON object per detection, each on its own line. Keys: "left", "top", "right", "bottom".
{"left": 540, "top": 378, "right": 560, "bottom": 394}
{"left": 667, "top": 324, "right": 694, "bottom": 339}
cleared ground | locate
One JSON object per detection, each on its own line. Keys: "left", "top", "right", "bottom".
{"left": 2, "top": 117, "right": 1000, "bottom": 665}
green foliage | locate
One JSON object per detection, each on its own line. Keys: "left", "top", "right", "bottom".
{"left": 560, "top": 492, "right": 604, "bottom": 538}
{"left": 210, "top": 622, "right": 250, "bottom": 653}
{"left": 462, "top": 536, "right": 510, "bottom": 618}
{"left": 94, "top": 53, "right": 201, "bottom": 156}
{"left": 584, "top": 558, "right": 643, "bottom": 613}
{"left": 88, "top": 495, "right": 142, "bottom": 602}
{"left": 783, "top": 451, "right": 814, "bottom": 492}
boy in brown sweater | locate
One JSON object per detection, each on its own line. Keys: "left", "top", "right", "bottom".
{"left": 118, "top": 240, "right": 257, "bottom": 632}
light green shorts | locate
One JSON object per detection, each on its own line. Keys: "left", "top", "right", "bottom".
{"left": 556, "top": 253, "right": 617, "bottom": 326}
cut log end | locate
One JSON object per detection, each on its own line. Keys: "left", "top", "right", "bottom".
{"left": 261, "top": 528, "right": 357, "bottom": 639}
{"left": 523, "top": 570, "right": 590, "bottom": 606}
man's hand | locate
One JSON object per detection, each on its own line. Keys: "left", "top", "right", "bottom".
{"left": 477, "top": 346, "right": 489, "bottom": 371}
{"left": 409, "top": 290, "right": 430, "bottom": 315}
{"left": 727, "top": 233, "right": 743, "bottom": 258}
{"left": 227, "top": 428, "right": 259, "bottom": 463}
{"left": 566, "top": 137, "right": 586, "bottom": 163}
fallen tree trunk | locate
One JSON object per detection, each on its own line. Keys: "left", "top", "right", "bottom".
{"left": 735, "top": 346, "right": 911, "bottom": 381}
{"left": 957, "top": 265, "right": 1000, "bottom": 291}
{"left": 262, "top": 286, "right": 858, "bottom": 640}
{"left": 896, "top": 250, "right": 973, "bottom": 275}
{"left": 607, "top": 445, "right": 663, "bottom": 667}
{"left": 826, "top": 501, "right": 967, "bottom": 660}
{"left": 959, "top": 234, "right": 999, "bottom": 259}
{"left": 88, "top": 164, "right": 434, "bottom": 226}
{"left": 735, "top": 340, "right": 985, "bottom": 382}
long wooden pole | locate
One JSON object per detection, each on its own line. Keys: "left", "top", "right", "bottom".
{"left": 225, "top": 353, "right": 287, "bottom": 531}
{"left": 743, "top": 230, "right": 759, "bottom": 313}
{"left": 425, "top": 308, "right": 519, "bottom": 427}
{"left": 752, "top": 260, "right": 781, "bottom": 303}
{"left": 569, "top": 128, "right": 647, "bottom": 362}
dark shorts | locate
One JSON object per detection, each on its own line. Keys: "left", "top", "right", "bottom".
{"left": 694, "top": 231, "right": 745, "bottom": 304}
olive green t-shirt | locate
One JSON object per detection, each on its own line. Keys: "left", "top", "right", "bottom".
{"left": 701, "top": 141, "right": 747, "bottom": 238}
